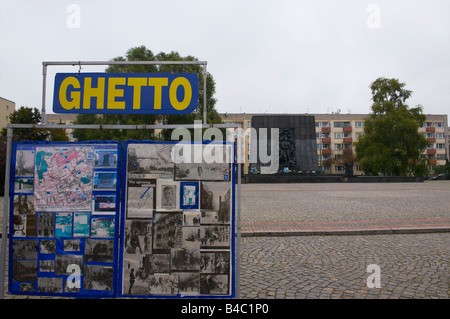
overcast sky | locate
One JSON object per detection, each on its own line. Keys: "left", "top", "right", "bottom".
{"left": 0, "top": 0, "right": 449, "bottom": 120}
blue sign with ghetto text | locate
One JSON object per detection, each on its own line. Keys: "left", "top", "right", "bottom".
{"left": 53, "top": 73, "right": 199, "bottom": 115}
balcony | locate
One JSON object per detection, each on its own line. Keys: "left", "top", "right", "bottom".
{"left": 322, "top": 127, "right": 331, "bottom": 133}
{"left": 429, "top": 159, "right": 437, "bottom": 165}
{"left": 427, "top": 149, "right": 436, "bottom": 154}
{"left": 343, "top": 148, "right": 353, "bottom": 154}
{"left": 322, "top": 149, "right": 331, "bottom": 155}
{"left": 343, "top": 137, "right": 353, "bottom": 143}
{"left": 427, "top": 138, "right": 436, "bottom": 143}
{"left": 322, "top": 137, "right": 331, "bottom": 143}
{"left": 343, "top": 126, "right": 352, "bottom": 132}
{"left": 426, "top": 127, "right": 435, "bottom": 132}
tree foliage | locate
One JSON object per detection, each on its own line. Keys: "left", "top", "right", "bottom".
{"left": 1, "top": 106, "right": 68, "bottom": 142}
{"left": 355, "top": 78, "right": 429, "bottom": 176}
{"left": 72, "top": 46, "right": 222, "bottom": 141}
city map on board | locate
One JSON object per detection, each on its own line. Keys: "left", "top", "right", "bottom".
{"left": 34, "top": 146, "right": 95, "bottom": 211}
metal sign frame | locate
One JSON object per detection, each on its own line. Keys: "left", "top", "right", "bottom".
{"left": 0, "top": 60, "right": 243, "bottom": 299}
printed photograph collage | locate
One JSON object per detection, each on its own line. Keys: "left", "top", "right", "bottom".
{"left": 8, "top": 141, "right": 235, "bottom": 298}
{"left": 121, "top": 142, "right": 235, "bottom": 297}
{"left": 9, "top": 142, "right": 121, "bottom": 297}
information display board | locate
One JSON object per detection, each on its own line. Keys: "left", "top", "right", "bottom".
{"left": 119, "top": 141, "right": 235, "bottom": 298}
{"left": 8, "top": 141, "right": 121, "bottom": 298}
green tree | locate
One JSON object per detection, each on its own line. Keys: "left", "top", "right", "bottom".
{"left": 355, "top": 78, "right": 429, "bottom": 176}
{"left": 1, "top": 106, "right": 68, "bottom": 142}
{"left": 72, "top": 46, "right": 222, "bottom": 141}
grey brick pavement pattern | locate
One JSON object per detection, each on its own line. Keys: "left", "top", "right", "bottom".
{"left": 1, "top": 181, "right": 449, "bottom": 299}
{"left": 239, "top": 233, "right": 449, "bottom": 299}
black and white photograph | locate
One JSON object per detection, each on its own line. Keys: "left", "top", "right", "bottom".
{"left": 12, "top": 239, "right": 38, "bottom": 259}
{"left": 173, "top": 144, "right": 232, "bottom": 181}
{"left": 127, "top": 144, "right": 175, "bottom": 178}
{"left": 182, "top": 226, "right": 201, "bottom": 247}
{"left": 12, "top": 260, "right": 37, "bottom": 282}
{"left": 40, "top": 240, "right": 56, "bottom": 254}
{"left": 20, "top": 283, "right": 35, "bottom": 292}
{"left": 122, "top": 253, "right": 173, "bottom": 295}
{"left": 177, "top": 272, "right": 200, "bottom": 295}
{"left": 15, "top": 149, "right": 35, "bottom": 177}
{"left": 156, "top": 180, "right": 179, "bottom": 210}
{"left": 63, "top": 239, "right": 80, "bottom": 252}
{"left": 13, "top": 194, "right": 36, "bottom": 237}
{"left": 55, "top": 255, "right": 83, "bottom": 276}
{"left": 174, "top": 162, "right": 231, "bottom": 181}
{"left": 200, "top": 274, "right": 229, "bottom": 295}
{"left": 170, "top": 247, "right": 201, "bottom": 272}
{"left": 200, "top": 210, "right": 226, "bottom": 225}
{"left": 84, "top": 265, "right": 114, "bottom": 291}
{"left": 37, "top": 277, "right": 63, "bottom": 294}
{"left": 39, "top": 260, "right": 55, "bottom": 272}
{"left": 200, "top": 225, "right": 230, "bottom": 248}
{"left": 183, "top": 210, "right": 201, "bottom": 227}
{"left": 200, "top": 182, "right": 231, "bottom": 223}
{"left": 38, "top": 212, "right": 54, "bottom": 238}
{"left": 85, "top": 239, "right": 114, "bottom": 262}
{"left": 146, "top": 254, "right": 170, "bottom": 273}
{"left": 126, "top": 179, "right": 156, "bottom": 218}
{"left": 200, "top": 251, "right": 230, "bottom": 274}
{"left": 124, "top": 220, "right": 152, "bottom": 254}
{"left": 153, "top": 212, "right": 183, "bottom": 251}
{"left": 147, "top": 274, "right": 178, "bottom": 295}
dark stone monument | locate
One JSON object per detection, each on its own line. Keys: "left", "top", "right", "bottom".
{"left": 251, "top": 115, "right": 319, "bottom": 173}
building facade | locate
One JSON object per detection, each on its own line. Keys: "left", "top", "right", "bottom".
{"left": 0, "top": 97, "right": 16, "bottom": 130}
{"left": 219, "top": 113, "right": 449, "bottom": 175}
{"left": 46, "top": 114, "right": 79, "bottom": 141}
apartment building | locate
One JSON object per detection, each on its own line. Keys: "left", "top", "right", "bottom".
{"left": 46, "top": 114, "right": 78, "bottom": 141}
{"left": 0, "top": 97, "right": 16, "bottom": 130}
{"left": 219, "top": 113, "right": 448, "bottom": 175}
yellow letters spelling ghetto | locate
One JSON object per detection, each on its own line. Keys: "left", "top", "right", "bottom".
{"left": 59, "top": 76, "right": 192, "bottom": 111}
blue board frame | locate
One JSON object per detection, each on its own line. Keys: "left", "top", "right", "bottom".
{"left": 8, "top": 140, "right": 122, "bottom": 298}
{"left": 119, "top": 140, "right": 235, "bottom": 298}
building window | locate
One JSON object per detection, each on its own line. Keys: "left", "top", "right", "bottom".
{"left": 424, "top": 122, "right": 432, "bottom": 127}
{"left": 355, "top": 121, "right": 364, "bottom": 128}
{"left": 435, "top": 122, "right": 444, "bottom": 128}
{"left": 436, "top": 143, "right": 445, "bottom": 149}
{"left": 316, "top": 121, "right": 330, "bottom": 128}
{"left": 437, "top": 154, "right": 446, "bottom": 160}
{"left": 334, "top": 121, "right": 351, "bottom": 127}
{"left": 322, "top": 166, "right": 330, "bottom": 172}
{"left": 335, "top": 144, "right": 344, "bottom": 150}
{"left": 426, "top": 132, "right": 434, "bottom": 138}
{"left": 334, "top": 132, "right": 351, "bottom": 139}
{"left": 427, "top": 144, "right": 435, "bottom": 149}
{"left": 247, "top": 121, "right": 251, "bottom": 128}
{"left": 335, "top": 165, "right": 344, "bottom": 172}
{"left": 436, "top": 133, "right": 445, "bottom": 139}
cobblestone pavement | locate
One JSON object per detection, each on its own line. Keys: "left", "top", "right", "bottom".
{"left": 1, "top": 181, "right": 449, "bottom": 299}
{"left": 239, "top": 233, "right": 449, "bottom": 299}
